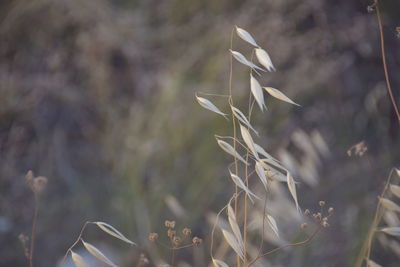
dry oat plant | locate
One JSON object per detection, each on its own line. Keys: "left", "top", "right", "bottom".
{"left": 50, "top": 26, "right": 334, "bottom": 267}
{"left": 194, "top": 26, "right": 333, "bottom": 267}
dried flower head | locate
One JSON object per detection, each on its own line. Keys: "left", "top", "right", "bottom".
{"left": 138, "top": 253, "right": 150, "bottom": 266}
{"left": 164, "top": 220, "right": 176, "bottom": 228}
{"left": 182, "top": 228, "right": 192, "bottom": 237}
{"left": 172, "top": 236, "right": 182, "bottom": 246}
{"left": 304, "top": 209, "right": 311, "bottom": 216}
{"left": 328, "top": 207, "right": 334, "bottom": 214}
{"left": 25, "top": 170, "right": 34, "bottom": 183}
{"left": 301, "top": 223, "right": 308, "bottom": 229}
{"left": 18, "top": 233, "right": 29, "bottom": 243}
{"left": 32, "top": 176, "right": 48, "bottom": 194}
{"left": 148, "top": 232, "right": 159, "bottom": 242}
{"left": 313, "top": 212, "right": 322, "bottom": 221}
{"left": 347, "top": 141, "right": 367, "bottom": 157}
{"left": 167, "top": 229, "right": 176, "bottom": 238}
{"left": 319, "top": 201, "right": 326, "bottom": 207}
{"left": 322, "top": 220, "right": 330, "bottom": 228}
{"left": 192, "top": 236, "right": 202, "bottom": 246}
{"left": 18, "top": 234, "right": 30, "bottom": 259}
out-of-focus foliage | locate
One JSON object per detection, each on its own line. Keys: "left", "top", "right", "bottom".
{"left": 0, "top": 0, "right": 399, "bottom": 266}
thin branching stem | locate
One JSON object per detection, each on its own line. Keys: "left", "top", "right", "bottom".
{"left": 249, "top": 225, "right": 322, "bottom": 266}
{"left": 156, "top": 240, "right": 195, "bottom": 251}
{"left": 61, "top": 221, "right": 91, "bottom": 265}
{"left": 210, "top": 194, "right": 240, "bottom": 263}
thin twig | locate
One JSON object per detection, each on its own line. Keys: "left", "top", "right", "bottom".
{"left": 29, "top": 194, "right": 39, "bottom": 267}
{"left": 255, "top": 193, "right": 268, "bottom": 262}
{"left": 243, "top": 56, "right": 257, "bottom": 266}
{"left": 156, "top": 240, "right": 195, "bottom": 251}
{"left": 249, "top": 225, "right": 322, "bottom": 266}
{"left": 171, "top": 249, "right": 175, "bottom": 267}
{"left": 196, "top": 92, "right": 231, "bottom": 97}
{"left": 228, "top": 26, "right": 241, "bottom": 267}
{"left": 375, "top": 0, "right": 400, "bottom": 122}
{"left": 210, "top": 194, "right": 245, "bottom": 265}
{"left": 61, "top": 221, "right": 91, "bottom": 265}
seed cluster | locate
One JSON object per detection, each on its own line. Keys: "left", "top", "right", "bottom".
{"left": 25, "top": 170, "right": 48, "bottom": 194}
{"left": 148, "top": 219, "right": 202, "bottom": 248}
{"left": 302, "top": 201, "right": 334, "bottom": 229}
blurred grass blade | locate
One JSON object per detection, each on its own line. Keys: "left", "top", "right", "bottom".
{"left": 222, "top": 229, "right": 244, "bottom": 260}
{"left": 380, "top": 198, "right": 400, "bottom": 213}
{"left": 229, "top": 49, "right": 265, "bottom": 72}
{"left": 196, "top": 95, "right": 228, "bottom": 119}
{"left": 216, "top": 139, "right": 249, "bottom": 166}
{"left": 250, "top": 75, "right": 266, "bottom": 111}
{"left": 255, "top": 48, "right": 275, "bottom": 72}
{"left": 212, "top": 259, "right": 229, "bottom": 267}
{"left": 390, "top": 184, "right": 400, "bottom": 199}
{"left": 82, "top": 240, "right": 118, "bottom": 267}
{"left": 287, "top": 172, "right": 300, "bottom": 212}
{"left": 235, "top": 26, "right": 259, "bottom": 47}
{"left": 266, "top": 214, "right": 279, "bottom": 238}
{"left": 71, "top": 251, "right": 89, "bottom": 267}
{"left": 240, "top": 124, "right": 259, "bottom": 160}
{"left": 94, "top": 222, "right": 136, "bottom": 245}
{"left": 229, "top": 171, "right": 259, "bottom": 203}
{"left": 365, "top": 259, "right": 382, "bottom": 267}
{"left": 231, "top": 105, "right": 258, "bottom": 135}
{"left": 227, "top": 203, "right": 243, "bottom": 248}
{"left": 263, "top": 87, "right": 300, "bottom": 106}
{"left": 380, "top": 227, "right": 400, "bottom": 237}
{"left": 255, "top": 161, "right": 268, "bottom": 190}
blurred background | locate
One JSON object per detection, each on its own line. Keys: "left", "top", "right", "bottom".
{"left": 1, "top": 0, "right": 400, "bottom": 266}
